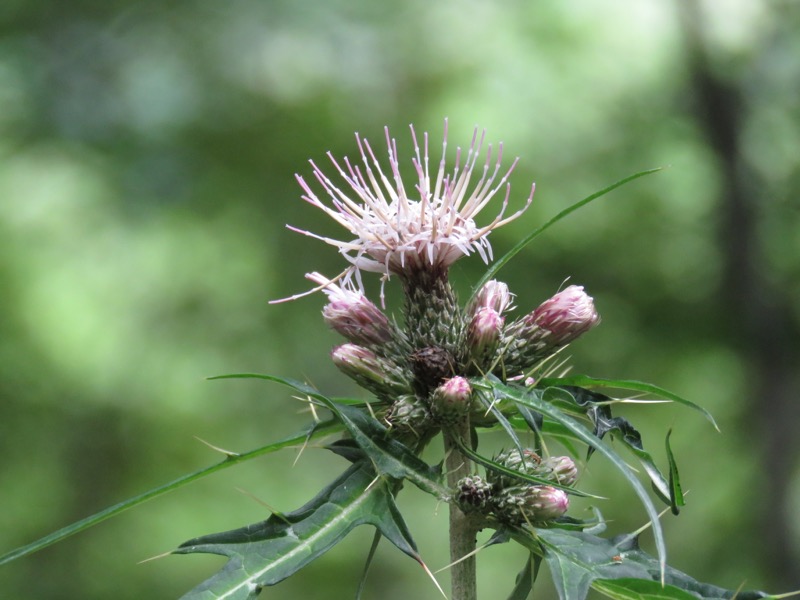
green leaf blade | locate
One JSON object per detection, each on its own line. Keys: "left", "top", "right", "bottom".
{"left": 175, "top": 462, "right": 421, "bottom": 599}
{"left": 539, "top": 376, "right": 718, "bottom": 431}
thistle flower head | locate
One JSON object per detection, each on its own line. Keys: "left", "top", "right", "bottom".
{"left": 291, "top": 120, "right": 534, "bottom": 285}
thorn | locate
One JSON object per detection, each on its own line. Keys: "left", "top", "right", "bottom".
{"left": 419, "top": 559, "right": 447, "bottom": 598}
{"left": 235, "top": 487, "right": 291, "bottom": 525}
{"left": 137, "top": 550, "right": 172, "bottom": 564}
{"left": 193, "top": 436, "right": 240, "bottom": 458}
{"left": 433, "top": 539, "right": 492, "bottom": 574}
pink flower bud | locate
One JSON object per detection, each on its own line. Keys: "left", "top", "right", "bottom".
{"left": 527, "top": 285, "right": 600, "bottom": 348}
{"left": 534, "top": 455, "right": 578, "bottom": 487}
{"left": 331, "top": 343, "right": 411, "bottom": 399}
{"left": 468, "top": 307, "right": 504, "bottom": 361}
{"left": 523, "top": 485, "right": 569, "bottom": 521}
{"left": 331, "top": 344, "right": 385, "bottom": 382}
{"left": 308, "top": 273, "right": 393, "bottom": 347}
{"left": 493, "top": 483, "right": 570, "bottom": 523}
{"left": 471, "top": 280, "right": 514, "bottom": 315}
{"left": 431, "top": 376, "right": 473, "bottom": 424}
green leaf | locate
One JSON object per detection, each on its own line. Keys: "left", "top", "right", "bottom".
{"left": 538, "top": 376, "right": 718, "bottom": 431}
{"left": 593, "top": 578, "right": 701, "bottom": 600}
{"left": 470, "top": 168, "right": 662, "bottom": 298}
{"left": 507, "top": 553, "right": 541, "bottom": 600}
{"left": 547, "top": 386, "right": 675, "bottom": 511}
{"left": 484, "top": 379, "right": 668, "bottom": 581}
{"left": 518, "top": 528, "right": 769, "bottom": 600}
{"left": 664, "top": 430, "right": 684, "bottom": 514}
{"left": 0, "top": 419, "right": 342, "bottom": 566}
{"left": 473, "top": 385, "right": 526, "bottom": 453}
{"left": 175, "top": 461, "right": 422, "bottom": 599}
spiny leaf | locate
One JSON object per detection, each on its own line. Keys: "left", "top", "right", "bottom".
{"left": 592, "top": 578, "right": 700, "bottom": 600}
{"left": 212, "top": 373, "right": 447, "bottom": 498}
{"left": 174, "top": 461, "right": 422, "bottom": 599}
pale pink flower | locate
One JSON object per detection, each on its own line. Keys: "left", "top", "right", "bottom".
{"left": 291, "top": 120, "right": 534, "bottom": 285}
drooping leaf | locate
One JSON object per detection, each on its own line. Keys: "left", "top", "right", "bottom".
{"left": 548, "top": 385, "right": 674, "bottom": 510}
{"left": 355, "top": 530, "right": 383, "bottom": 600}
{"left": 522, "top": 528, "right": 768, "bottom": 600}
{"left": 538, "top": 375, "right": 718, "bottom": 431}
{"left": 507, "top": 553, "right": 542, "bottom": 600}
{"left": 664, "top": 430, "right": 685, "bottom": 514}
{"left": 174, "top": 461, "right": 422, "bottom": 600}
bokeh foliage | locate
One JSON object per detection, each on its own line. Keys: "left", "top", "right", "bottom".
{"left": 1, "top": 0, "right": 798, "bottom": 598}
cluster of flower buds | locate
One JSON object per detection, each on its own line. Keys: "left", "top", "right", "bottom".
{"left": 491, "top": 448, "right": 577, "bottom": 523}
{"left": 487, "top": 448, "right": 578, "bottom": 489}
{"left": 457, "top": 448, "right": 578, "bottom": 524}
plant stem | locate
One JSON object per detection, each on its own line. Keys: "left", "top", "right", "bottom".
{"left": 444, "top": 421, "right": 478, "bottom": 600}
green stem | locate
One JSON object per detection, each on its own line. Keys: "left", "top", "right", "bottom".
{"left": 444, "top": 421, "right": 479, "bottom": 600}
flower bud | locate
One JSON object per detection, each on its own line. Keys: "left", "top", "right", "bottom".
{"left": 308, "top": 272, "right": 393, "bottom": 347}
{"left": 487, "top": 448, "right": 542, "bottom": 490}
{"left": 386, "top": 394, "right": 432, "bottom": 435}
{"left": 535, "top": 455, "right": 578, "bottom": 487}
{"left": 454, "top": 475, "right": 494, "bottom": 513}
{"left": 467, "top": 307, "right": 504, "bottom": 367}
{"left": 430, "top": 376, "right": 473, "bottom": 425}
{"left": 331, "top": 343, "right": 412, "bottom": 400}
{"left": 501, "top": 285, "right": 599, "bottom": 373}
{"left": 488, "top": 449, "right": 579, "bottom": 489}
{"left": 493, "top": 485, "right": 569, "bottom": 523}
{"left": 469, "top": 280, "right": 514, "bottom": 315}
{"left": 528, "top": 285, "right": 600, "bottom": 348}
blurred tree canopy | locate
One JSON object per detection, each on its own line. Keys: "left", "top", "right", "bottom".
{"left": 1, "top": 1, "right": 798, "bottom": 598}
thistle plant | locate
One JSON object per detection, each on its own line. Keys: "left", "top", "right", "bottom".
{"left": 1, "top": 122, "right": 783, "bottom": 600}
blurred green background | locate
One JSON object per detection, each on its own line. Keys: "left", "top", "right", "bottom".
{"left": 1, "top": 0, "right": 799, "bottom": 598}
